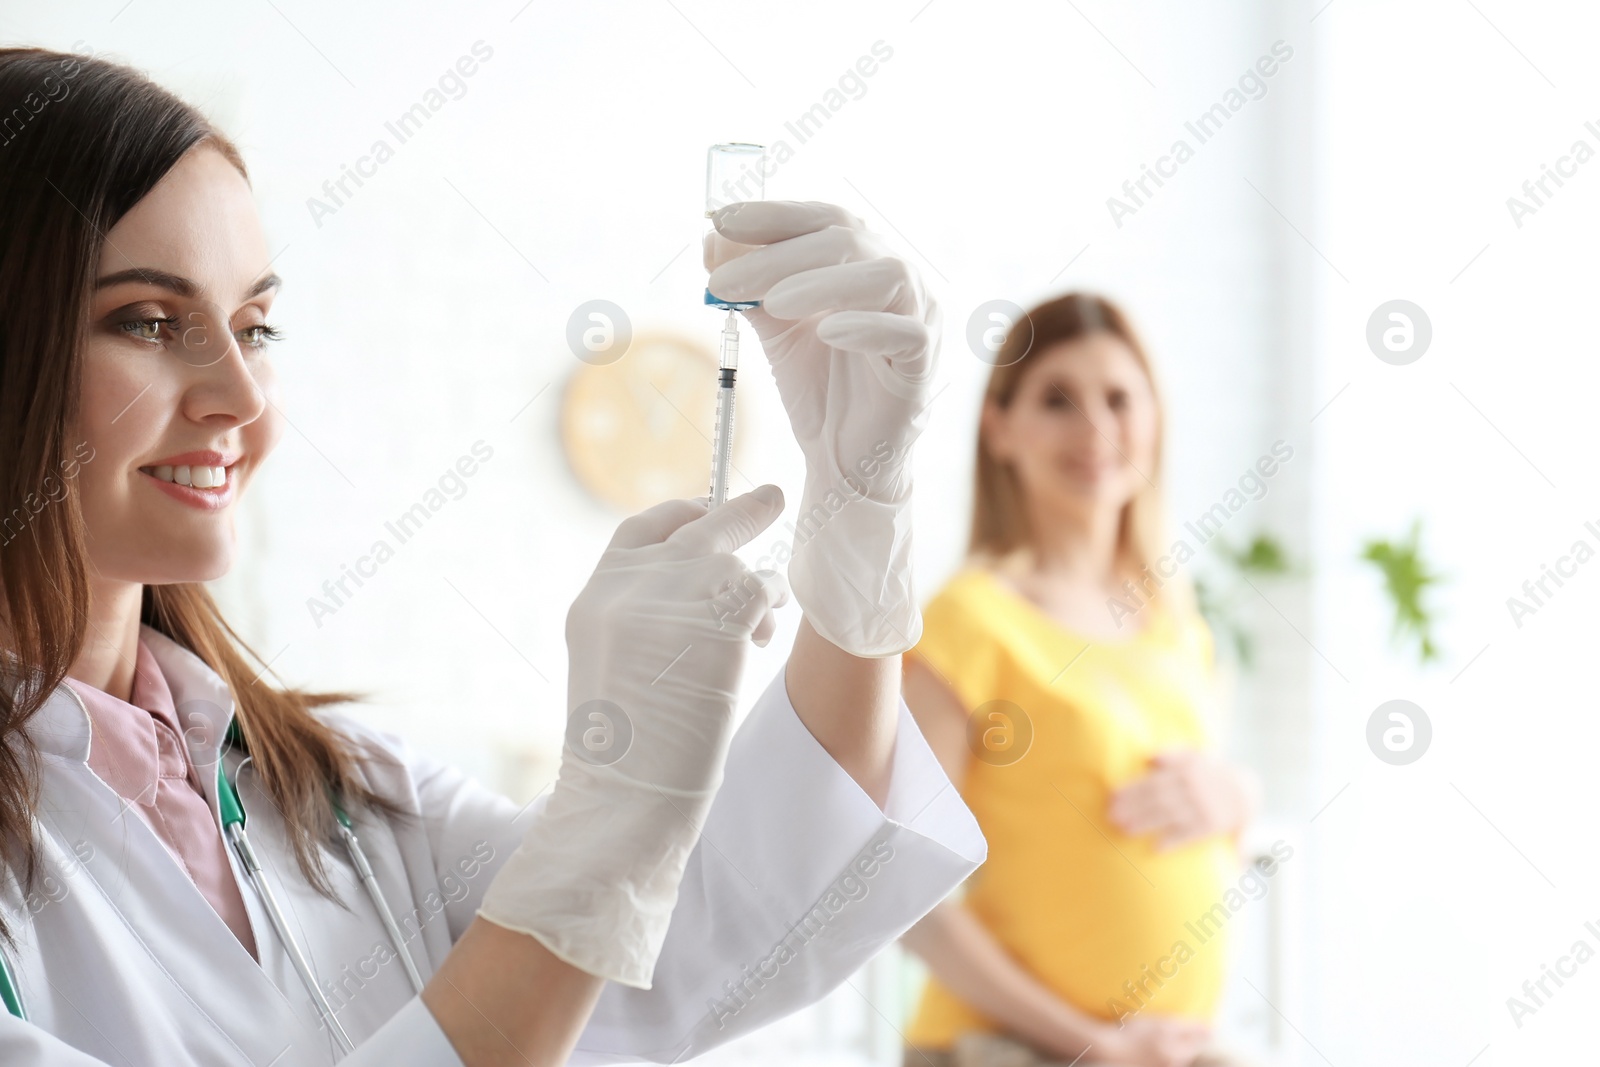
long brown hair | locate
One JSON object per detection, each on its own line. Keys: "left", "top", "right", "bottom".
{"left": 0, "top": 47, "right": 406, "bottom": 942}
{"left": 969, "top": 291, "right": 1190, "bottom": 611}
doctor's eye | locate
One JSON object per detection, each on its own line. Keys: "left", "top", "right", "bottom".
{"left": 237, "top": 323, "right": 284, "bottom": 349}
{"left": 120, "top": 315, "right": 179, "bottom": 343}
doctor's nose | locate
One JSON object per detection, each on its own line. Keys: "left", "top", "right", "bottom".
{"left": 174, "top": 312, "right": 270, "bottom": 428}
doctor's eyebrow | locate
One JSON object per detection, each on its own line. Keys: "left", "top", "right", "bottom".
{"left": 94, "top": 268, "right": 283, "bottom": 301}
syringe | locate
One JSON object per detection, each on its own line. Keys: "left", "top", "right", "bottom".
{"left": 703, "top": 142, "right": 766, "bottom": 509}
{"left": 709, "top": 310, "right": 739, "bottom": 507}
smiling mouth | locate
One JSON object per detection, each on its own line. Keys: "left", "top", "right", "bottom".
{"left": 137, "top": 463, "right": 233, "bottom": 491}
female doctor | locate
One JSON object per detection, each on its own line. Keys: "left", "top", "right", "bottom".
{"left": 0, "top": 47, "right": 984, "bottom": 1067}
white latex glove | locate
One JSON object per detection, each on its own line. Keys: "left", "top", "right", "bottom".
{"left": 478, "top": 484, "right": 789, "bottom": 989}
{"left": 703, "top": 200, "right": 940, "bottom": 658}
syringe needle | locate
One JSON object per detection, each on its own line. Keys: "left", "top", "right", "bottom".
{"left": 703, "top": 144, "right": 764, "bottom": 508}
{"left": 709, "top": 311, "right": 739, "bottom": 507}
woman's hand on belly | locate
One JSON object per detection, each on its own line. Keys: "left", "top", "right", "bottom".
{"left": 1094, "top": 1013, "right": 1212, "bottom": 1067}
{"left": 1106, "top": 749, "right": 1261, "bottom": 851}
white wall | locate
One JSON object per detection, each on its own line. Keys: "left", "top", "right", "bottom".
{"left": 1308, "top": 2, "right": 1600, "bottom": 1064}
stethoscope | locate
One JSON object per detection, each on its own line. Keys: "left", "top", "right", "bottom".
{"left": 0, "top": 718, "right": 426, "bottom": 1056}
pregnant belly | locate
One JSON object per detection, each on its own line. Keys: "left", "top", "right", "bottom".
{"left": 969, "top": 837, "right": 1240, "bottom": 1021}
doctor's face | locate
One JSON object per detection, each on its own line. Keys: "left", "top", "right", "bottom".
{"left": 68, "top": 145, "right": 284, "bottom": 585}
{"left": 983, "top": 332, "right": 1159, "bottom": 520}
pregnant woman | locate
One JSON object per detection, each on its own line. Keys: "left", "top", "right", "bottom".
{"left": 899, "top": 293, "right": 1261, "bottom": 1067}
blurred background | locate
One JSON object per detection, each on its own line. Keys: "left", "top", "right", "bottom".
{"left": 6, "top": 0, "right": 1600, "bottom": 1063}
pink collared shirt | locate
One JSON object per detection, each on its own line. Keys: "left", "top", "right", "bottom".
{"left": 66, "top": 638, "right": 259, "bottom": 961}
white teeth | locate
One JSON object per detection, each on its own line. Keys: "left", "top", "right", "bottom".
{"left": 146, "top": 464, "right": 226, "bottom": 488}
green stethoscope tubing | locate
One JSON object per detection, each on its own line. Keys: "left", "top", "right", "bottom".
{"left": 1, "top": 718, "right": 427, "bottom": 1043}
{"left": 0, "top": 941, "right": 19, "bottom": 1022}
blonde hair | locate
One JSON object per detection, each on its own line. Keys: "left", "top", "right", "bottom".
{"left": 968, "top": 291, "right": 1192, "bottom": 614}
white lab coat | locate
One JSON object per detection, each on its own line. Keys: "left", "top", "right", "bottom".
{"left": 0, "top": 625, "right": 984, "bottom": 1065}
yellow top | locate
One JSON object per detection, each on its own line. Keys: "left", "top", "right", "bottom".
{"left": 904, "top": 567, "right": 1234, "bottom": 1049}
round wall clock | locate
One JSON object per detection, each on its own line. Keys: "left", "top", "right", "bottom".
{"left": 560, "top": 332, "right": 751, "bottom": 514}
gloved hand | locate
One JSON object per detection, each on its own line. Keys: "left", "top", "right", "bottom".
{"left": 704, "top": 201, "right": 940, "bottom": 658}
{"left": 478, "top": 484, "right": 789, "bottom": 989}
